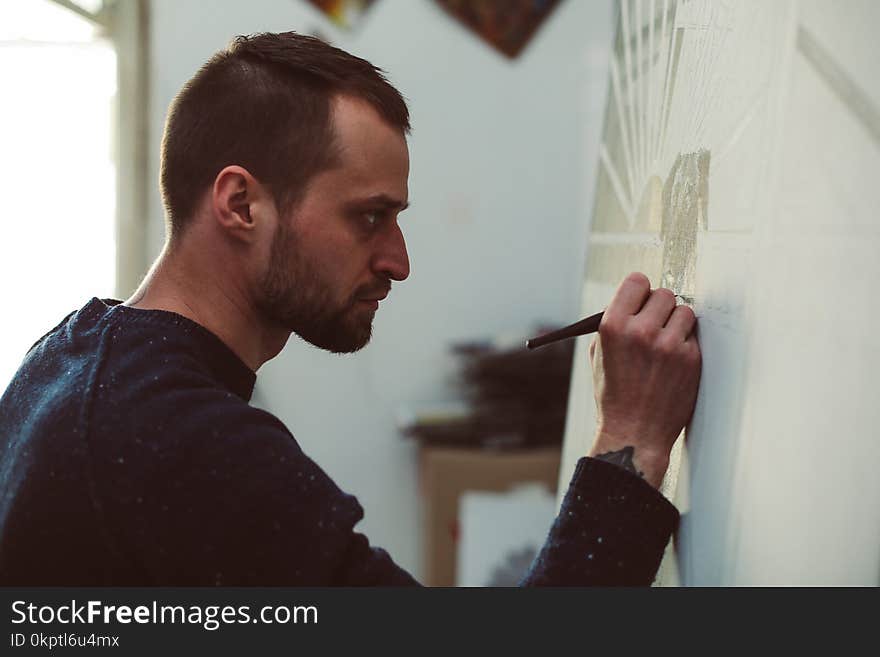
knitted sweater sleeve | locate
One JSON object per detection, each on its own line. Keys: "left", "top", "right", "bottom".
{"left": 519, "top": 457, "right": 679, "bottom": 586}
{"left": 330, "top": 455, "right": 678, "bottom": 586}
{"left": 300, "top": 453, "right": 678, "bottom": 587}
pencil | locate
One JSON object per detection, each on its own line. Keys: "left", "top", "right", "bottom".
{"left": 525, "top": 310, "right": 605, "bottom": 350}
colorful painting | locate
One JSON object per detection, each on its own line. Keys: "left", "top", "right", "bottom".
{"left": 305, "top": 0, "right": 377, "bottom": 30}
{"left": 435, "top": 0, "right": 562, "bottom": 58}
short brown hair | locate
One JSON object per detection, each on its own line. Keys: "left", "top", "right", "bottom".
{"left": 159, "top": 31, "right": 410, "bottom": 240}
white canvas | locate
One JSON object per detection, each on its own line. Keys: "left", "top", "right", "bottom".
{"left": 559, "top": 0, "right": 880, "bottom": 585}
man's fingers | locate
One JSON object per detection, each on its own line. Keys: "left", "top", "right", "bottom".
{"left": 639, "top": 287, "right": 677, "bottom": 327}
{"left": 664, "top": 304, "right": 697, "bottom": 340}
{"left": 605, "top": 272, "right": 651, "bottom": 319}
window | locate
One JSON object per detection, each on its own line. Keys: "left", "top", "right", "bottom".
{"left": 0, "top": 0, "right": 117, "bottom": 388}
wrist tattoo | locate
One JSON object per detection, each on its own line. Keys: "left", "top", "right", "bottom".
{"left": 594, "top": 446, "right": 644, "bottom": 479}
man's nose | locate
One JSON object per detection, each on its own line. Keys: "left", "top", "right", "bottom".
{"left": 372, "top": 224, "right": 410, "bottom": 282}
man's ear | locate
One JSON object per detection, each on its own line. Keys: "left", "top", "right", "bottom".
{"left": 211, "top": 165, "right": 267, "bottom": 241}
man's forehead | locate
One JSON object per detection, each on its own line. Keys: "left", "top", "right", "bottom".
{"left": 320, "top": 97, "right": 409, "bottom": 203}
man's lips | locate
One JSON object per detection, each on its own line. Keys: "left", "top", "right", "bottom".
{"left": 360, "top": 290, "right": 389, "bottom": 302}
{"left": 357, "top": 287, "right": 390, "bottom": 310}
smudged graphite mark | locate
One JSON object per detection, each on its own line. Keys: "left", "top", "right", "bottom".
{"left": 655, "top": 149, "right": 709, "bottom": 588}
{"left": 660, "top": 150, "right": 710, "bottom": 304}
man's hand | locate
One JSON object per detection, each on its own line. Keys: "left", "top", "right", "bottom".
{"left": 587, "top": 272, "right": 702, "bottom": 488}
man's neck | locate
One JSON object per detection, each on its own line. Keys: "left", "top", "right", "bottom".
{"left": 123, "top": 244, "right": 289, "bottom": 371}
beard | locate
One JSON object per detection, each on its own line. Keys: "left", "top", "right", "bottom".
{"left": 256, "top": 221, "right": 376, "bottom": 354}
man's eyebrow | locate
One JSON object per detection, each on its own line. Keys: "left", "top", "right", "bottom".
{"left": 353, "top": 194, "right": 410, "bottom": 211}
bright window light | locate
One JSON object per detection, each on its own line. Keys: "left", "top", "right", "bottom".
{"left": 0, "top": 0, "right": 117, "bottom": 389}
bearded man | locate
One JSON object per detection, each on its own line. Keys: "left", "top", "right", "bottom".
{"left": 0, "top": 32, "right": 700, "bottom": 585}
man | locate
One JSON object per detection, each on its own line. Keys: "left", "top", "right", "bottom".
{"left": 0, "top": 32, "right": 700, "bottom": 585}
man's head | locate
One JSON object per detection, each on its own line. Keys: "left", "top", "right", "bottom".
{"left": 159, "top": 32, "right": 411, "bottom": 353}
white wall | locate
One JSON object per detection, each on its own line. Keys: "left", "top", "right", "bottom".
{"left": 559, "top": 0, "right": 880, "bottom": 585}
{"left": 148, "top": 0, "right": 613, "bottom": 579}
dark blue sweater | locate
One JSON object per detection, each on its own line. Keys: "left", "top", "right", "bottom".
{"left": 0, "top": 298, "right": 678, "bottom": 585}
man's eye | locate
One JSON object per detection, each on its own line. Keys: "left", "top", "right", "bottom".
{"left": 363, "top": 211, "right": 381, "bottom": 227}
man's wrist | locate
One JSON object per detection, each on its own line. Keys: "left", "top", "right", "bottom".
{"left": 587, "top": 432, "right": 669, "bottom": 489}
